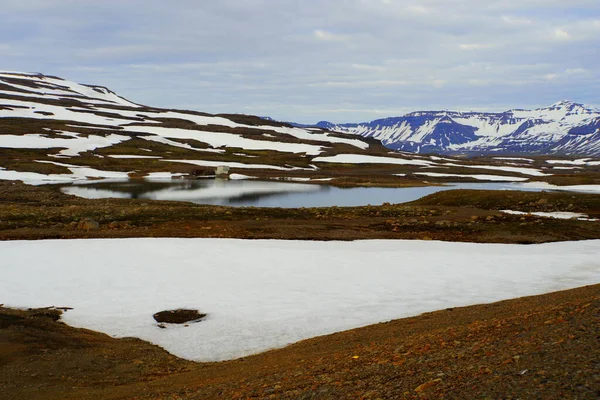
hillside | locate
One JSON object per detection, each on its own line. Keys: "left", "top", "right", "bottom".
{"left": 0, "top": 71, "right": 376, "bottom": 182}
{"left": 316, "top": 101, "right": 600, "bottom": 156}
{"left": 1, "top": 284, "right": 598, "bottom": 399}
{"left": 2, "top": 72, "right": 600, "bottom": 187}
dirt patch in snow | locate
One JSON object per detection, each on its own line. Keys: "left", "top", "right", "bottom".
{"left": 153, "top": 309, "right": 206, "bottom": 324}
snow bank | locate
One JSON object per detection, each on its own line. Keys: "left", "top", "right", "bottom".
{"left": 314, "top": 154, "right": 434, "bottom": 166}
{"left": 0, "top": 165, "right": 131, "bottom": 184}
{"left": 162, "top": 159, "right": 311, "bottom": 171}
{"left": 0, "top": 133, "right": 130, "bottom": 156}
{"left": 500, "top": 210, "right": 597, "bottom": 221}
{"left": 519, "top": 181, "right": 600, "bottom": 194}
{"left": 415, "top": 172, "right": 529, "bottom": 182}
{"left": 443, "top": 162, "right": 550, "bottom": 177}
{"left": 126, "top": 125, "right": 324, "bottom": 155}
{"left": 2, "top": 238, "right": 599, "bottom": 362}
{"left": 546, "top": 158, "right": 600, "bottom": 166}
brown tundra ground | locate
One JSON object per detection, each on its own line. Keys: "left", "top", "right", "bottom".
{"left": 1, "top": 180, "right": 599, "bottom": 399}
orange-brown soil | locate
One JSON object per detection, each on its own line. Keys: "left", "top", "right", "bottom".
{"left": 1, "top": 285, "right": 598, "bottom": 400}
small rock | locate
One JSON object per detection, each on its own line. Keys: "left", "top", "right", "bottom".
{"left": 77, "top": 218, "right": 99, "bottom": 231}
{"left": 414, "top": 378, "right": 442, "bottom": 393}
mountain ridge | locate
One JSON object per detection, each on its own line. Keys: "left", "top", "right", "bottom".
{"left": 295, "top": 100, "right": 600, "bottom": 156}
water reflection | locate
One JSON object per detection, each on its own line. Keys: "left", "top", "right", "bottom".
{"left": 60, "top": 179, "right": 545, "bottom": 208}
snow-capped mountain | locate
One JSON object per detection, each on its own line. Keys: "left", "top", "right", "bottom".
{"left": 316, "top": 101, "right": 600, "bottom": 156}
{"left": 2, "top": 72, "right": 598, "bottom": 186}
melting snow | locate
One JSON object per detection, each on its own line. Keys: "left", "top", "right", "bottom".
{"left": 546, "top": 159, "right": 600, "bottom": 166}
{"left": 313, "top": 154, "right": 434, "bottom": 166}
{"left": 518, "top": 181, "right": 600, "bottom": 194}
{"left": 0, "top": 133, "right": 130, "bottom": 156}
{"left": 162, "top": 159, "right": 312, "bottom": 171}
{"left": 126, "top": 125, "right": 324, "bottom": 155}
{"left": 443, "top": 163, "right": 550, "bottom": 177}
{"left": 0, "top": 165, "right": 130, "bottom": 184}
{"left": 500, "top": 210, "right": 596, "bottom": 221}
{"left": 107, "top": 155, "right": 162, "bottom": 159}
{"left": 415, "top": 172, "right": 529, "bottom": 182}
{"left": 1, "top": 238, "right": 599, "bottom": 362}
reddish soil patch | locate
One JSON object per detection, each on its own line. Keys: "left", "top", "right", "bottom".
{"left": 0, "top": 285, "right": 598, "bottom": 399}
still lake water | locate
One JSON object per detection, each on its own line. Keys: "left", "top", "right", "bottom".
{"left": 60, "top": 179, "right": 547, "bottom": 208}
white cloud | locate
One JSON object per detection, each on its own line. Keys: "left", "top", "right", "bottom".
{"left": 0, "top": 0, "right": 598, "bottom": 122}
{"left": 458, "top": 43, "right": 495, "bottom": 51}
{"left": 309, "top": 80, "right": 408, "bottom": 88}
{"left": 351, "top": 63, "right": 387, "bottom": 71}
{"left": 313, "top": 29, "right": 344, "bottom": 42}
{"left": 564, "top": 68, "right": 587, "bottom": 75}
{"left": 501, "top": 16, "right": 533, "bottom": 25}
{"left": 407, "top": 5, "right": 429, "bottom": 13}
{"left": 554, "top": 28, "right": 571, "bottom": 40}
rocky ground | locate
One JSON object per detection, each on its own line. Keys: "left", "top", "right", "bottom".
{"left": 1, "top": 180, "right": 600, "bottom": 243}
{"left": 1, "top": 179, "right": 599, "bottom": 399}
{"left": 1, "top": 284, "right": 598, "bottom": 400}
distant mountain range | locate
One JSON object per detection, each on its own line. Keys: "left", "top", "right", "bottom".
{"left": 294, "top": 101, "right": 600, "bottom": 156}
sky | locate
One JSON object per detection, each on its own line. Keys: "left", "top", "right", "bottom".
{"left": 1, "top": 0, "right": 599, "bottom": 123}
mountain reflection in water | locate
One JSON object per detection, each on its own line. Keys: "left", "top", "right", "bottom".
{"left": 60, "top": 179, "right": 545, "bottom": 208}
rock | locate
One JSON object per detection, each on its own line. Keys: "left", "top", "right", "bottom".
{"left": 414, "top": 378, "right": 442, "bottom": 393}
{"left": 77, "top": 218, "right": 99, "bottom": 231}
{"left": 153, "top": 309, "right": 207, "bottom": 324}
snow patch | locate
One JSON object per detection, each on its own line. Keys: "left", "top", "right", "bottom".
{"left": 1, "top": 238, "right": 599, "bottom": 362}
{"left": 415, "top": 172, "right": 529, "bottom": 182}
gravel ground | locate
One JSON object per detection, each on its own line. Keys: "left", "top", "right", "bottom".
{"left": 1, "top": 284, "right": 598, "bottom": 400}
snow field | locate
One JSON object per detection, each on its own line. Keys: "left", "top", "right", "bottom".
{"left": 2, "top": 238, "right": 599, "bottom": 362}
{"left": 500, "top": 210, "right": 597, "bottom": 221}
{"left": 415, "top": 172, "right": 529, "bottom": 182}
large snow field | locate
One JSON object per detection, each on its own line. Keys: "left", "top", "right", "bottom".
{"left": 2, "top": 238, "right": 599, "bottom": 362}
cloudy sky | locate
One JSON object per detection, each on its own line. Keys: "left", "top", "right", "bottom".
{"left": 2, "top": 0, "right": 599, "bottom": 123}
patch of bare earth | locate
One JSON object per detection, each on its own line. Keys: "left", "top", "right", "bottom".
{"left": 0, "top": 285, "right": 598, "bottom": 399}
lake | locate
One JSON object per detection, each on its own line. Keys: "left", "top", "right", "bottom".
{"left": 59, "top": 179, "right": 549, "bottom": 208}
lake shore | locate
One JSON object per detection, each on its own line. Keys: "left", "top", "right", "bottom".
{"left": 2, "top": 180, "right": 600, "bottom": 243}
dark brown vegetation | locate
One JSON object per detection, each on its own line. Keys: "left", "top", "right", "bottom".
{"left": 152, "top": 310, "right": 207, "bottom": 325}
{"left": 1, "top": 285, "right": 598, "bottom": 399}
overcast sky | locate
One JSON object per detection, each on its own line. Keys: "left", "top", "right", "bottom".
{"left": 2, "top": 0, "right": 599, "bottom": 123}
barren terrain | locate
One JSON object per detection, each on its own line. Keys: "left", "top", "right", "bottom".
{"left": 1, "top": 284, "right": 598, "bottom": 400}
